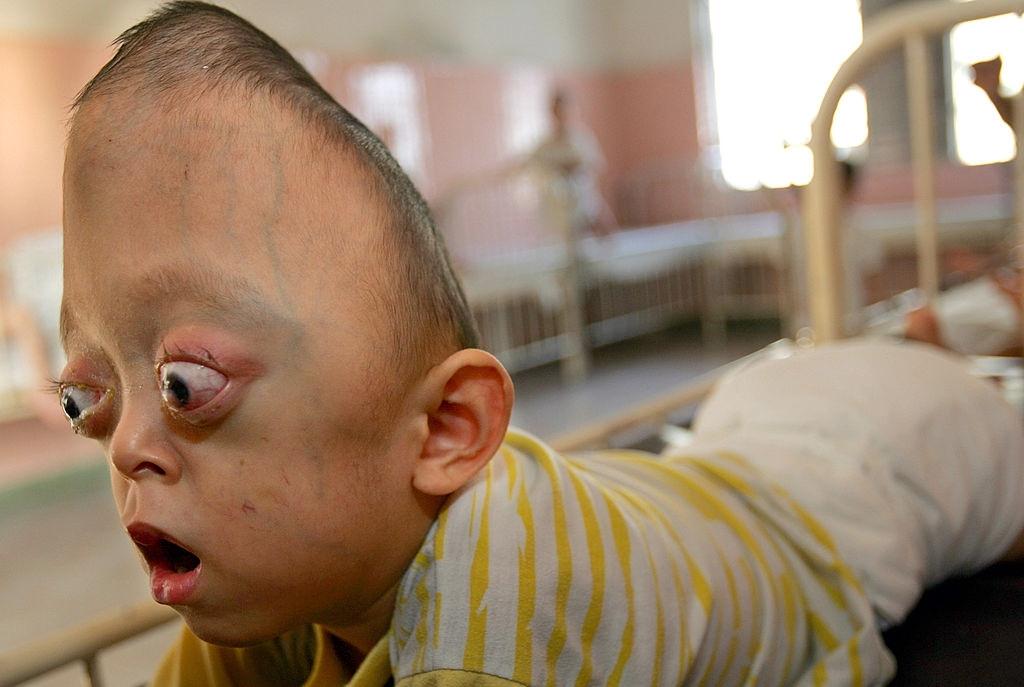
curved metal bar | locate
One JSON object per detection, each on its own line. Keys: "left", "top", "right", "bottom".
{"left": 551, "top": 340, "right": 794, "bottom": 451}
{"left": 0, "top": 604, "right": 178, "bottom": 687}
{"left": 806, "top": 0, "right": 1024, "bottom": 341}
{"left": 905, "top": 32, "right": 940, "bottom": 301}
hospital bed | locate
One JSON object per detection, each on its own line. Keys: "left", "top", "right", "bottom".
{"left": 0, "top": 231, "right": 63, "bottom": 423}
{"left": 801, "top": 0, "right": 1024, "bottom": 683}
{"left": 3, "top": 0, "right": 1024, "bottom": 684}
{"left": 437, "top": 172, "right": 789, "bottom": 380}
{"left": 441, "top": 152, "right": 1019, "bottom": 382}
{"left": 803, "top": 0, "right": 1024, "bottom": 347}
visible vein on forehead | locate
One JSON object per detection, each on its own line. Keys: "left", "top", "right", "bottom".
{"left": 58, "top": 302, "right": 77, "bottom": 351}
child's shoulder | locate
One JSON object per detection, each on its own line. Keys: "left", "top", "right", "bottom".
{"left": 388, "top": 428, "right": 710, "bottom": 684}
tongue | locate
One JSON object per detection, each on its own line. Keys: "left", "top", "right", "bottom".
{"left": 160, "top": 539, "right": 200, "bottom": 573}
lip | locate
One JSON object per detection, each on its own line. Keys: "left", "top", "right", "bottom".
{"left": 127, "top": 522, "right": 203, "bottom": 605}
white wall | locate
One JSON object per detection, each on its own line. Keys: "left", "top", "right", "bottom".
{"left": 601, "top": 0, "right": 692, "bottom": 69}
{"left": 0, "top": 0, "right": 693, "bottom": 69}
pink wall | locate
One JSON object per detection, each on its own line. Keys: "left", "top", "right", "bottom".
{"left": 606, "top": 64, "right": 700, "bottom": 173}
{"left": 0, "top": 37, "right": 702, "bottom": 253}
{"left": 420, "top": 63, "right": 525, "bottom": 197}
{"left": 854, "top": 160, "right": 1012, "bottom": 205}
{"left": 0, "top": 35, "right": 1014, "bottom": 256}
{"left": 0, "top": 39, "right": 111, "bottom": 250}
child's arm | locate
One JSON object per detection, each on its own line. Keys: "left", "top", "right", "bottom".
{"left": 972, "top": 57, "right": 1014, "bottom": 128}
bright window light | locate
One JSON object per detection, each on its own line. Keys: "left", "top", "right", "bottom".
{"left": 949, "top": 11, "right": 1023, "bottom": 166}
{"left": 708, "top": 0, "right": 866, "bottom": 190}
{"left": 349, "top": 64, "right": 428, "bottom": 184}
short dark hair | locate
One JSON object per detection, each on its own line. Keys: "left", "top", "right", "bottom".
{"left": 839, "top": 160, "right": 859, "bottom": 197}
{"left": 71, "top": 1, "right": 478, "bottom": 373}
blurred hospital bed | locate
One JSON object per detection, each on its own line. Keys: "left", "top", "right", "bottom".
{"left": 438, "top": 169, "right": 1017, "bottom": 382}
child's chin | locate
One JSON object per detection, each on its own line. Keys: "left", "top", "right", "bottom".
{"left": 181, "top": 610, "right": 286, "bottom": 648}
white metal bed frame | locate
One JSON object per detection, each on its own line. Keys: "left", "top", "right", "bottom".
{"left": 803, "top": 0, "right": 1024, "bottom": 344}
{"left": 3, "top": 1, "right": 1023, "bottom": 684}
{"left": 439, "top": 160, "right": 789, "bottom": 382}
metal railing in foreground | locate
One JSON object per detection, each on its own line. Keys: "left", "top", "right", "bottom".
{"left": 0, "top": 340, "right": 790, "bottom": 687}
{"left": 0, "top": 603, "right": 178, "bottom": 687}
{"left": 550, "top": 340, "right": 795, "bottom": 452}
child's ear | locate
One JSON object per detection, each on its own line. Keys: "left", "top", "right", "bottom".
{"left": 413, "top": 349, "right": 514, "bottom": 496}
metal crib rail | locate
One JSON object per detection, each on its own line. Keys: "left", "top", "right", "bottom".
{"left": 550, "top": 340, "right": 791, "bottom": 452}
{"left": 550, "top": 374, "right": 719, "bottom": 453}
{"left": 804, "top": 0, "right": 1024, "bottom": 343}
{"left": 0, "top": 603, "right": 178, "bottom": 687}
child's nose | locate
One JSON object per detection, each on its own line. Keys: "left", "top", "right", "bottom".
{"left": 108, "top": 397, "right": 182, "bottom": 484}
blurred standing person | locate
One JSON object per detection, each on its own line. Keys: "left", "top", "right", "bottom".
{"left": 773, "top": 160, "right": 883, "bottom": 336}
{"left": 441, "top": 87, "right": 618, "bottom": 240}
{"left": 524, "top": 88, "right": 618, "bottom": 238}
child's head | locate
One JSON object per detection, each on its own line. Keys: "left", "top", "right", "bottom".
{"left": 549, "top": 86, "right": 572, "bottom": 130}
{"left": 59, "top": 1, "right": 513, "bottom": 652}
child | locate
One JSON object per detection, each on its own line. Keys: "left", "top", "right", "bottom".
{"left": 57, "top": 3, "right": 1024, "bottom": 685}
{"left": 902, "top": 264, "right": 1022, "bottom": 356}
{"left": 515, "top": 88, "right": 618, "bottom": 239}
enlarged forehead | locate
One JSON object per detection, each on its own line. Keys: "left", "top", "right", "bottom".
{"left": 64, "top": 89, "right": 389, "bottom": 326}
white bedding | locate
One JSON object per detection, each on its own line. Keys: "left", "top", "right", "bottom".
{"left": 691, "top": 340, "right": 1024, "bottom": 627}
{"left": 457, "top": 212, "right": 787, "bottom": 306}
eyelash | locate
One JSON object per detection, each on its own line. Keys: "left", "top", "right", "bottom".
{"left": 160, "top": 343, "right": 220, "bottom": 368}
{"left": 44, "top": 377, "right": 62, "bottom": 397}
{"left": 46, "top": 346, "right": 223, "bottom": 396}
{"left": 51, "top": 345, "right": 228, "bottom": 428}
{"left": 50, "top": 377, "right": 110, "bottom": 436}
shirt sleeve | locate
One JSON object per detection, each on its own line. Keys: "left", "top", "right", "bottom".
{"left": 152, "top": 623, "right": 317, "bottom": 687}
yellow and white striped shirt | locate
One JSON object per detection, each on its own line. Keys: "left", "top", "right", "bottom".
{"left": 390, "top": 428, "right": 892, "bottom": 686}
{"left": 154, "top": 427, "right": 893, "bottom": 686}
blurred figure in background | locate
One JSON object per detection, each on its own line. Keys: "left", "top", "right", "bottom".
{"left": 443, "top": 87, "right": 617, "bottom": 240}
{"left": 903, "top": 245, "right": 1022, "bottom": 355}
{"left": 523, "top": 88, "right": 618, "bottom": 238}
{"left": 972, "top": 55, "right": 1013, "bottom": 127}
{"left": 901, "top": 57, "right": 1022, "bottom": 355}
{"left": 1, "top": 229, "right": 67, "bottom": 428}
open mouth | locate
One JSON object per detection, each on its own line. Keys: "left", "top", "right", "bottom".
{"left": 127, "top": 524, "right": 203, "bottom": 604}
{"left": 150, "top": 538, "right": 201, "bottom": 574}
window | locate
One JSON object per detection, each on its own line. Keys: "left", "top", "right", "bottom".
{"left": 349, "top": 63, "right": 429, "bottom": 185}
{"left": 948, "top": 11, "right": 1023, "bottom": 166}
{"left": 706, "top": 0, "right": 867, "bottom": 190}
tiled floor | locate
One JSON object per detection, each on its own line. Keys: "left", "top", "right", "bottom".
{"left": 0, "top": 324, "right": 778, "bottom": 687}
{"left": 511, "top": 326, "right": 776, "bottom": 439}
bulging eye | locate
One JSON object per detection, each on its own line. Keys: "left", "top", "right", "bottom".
{"left": 159, "top": 361, "right": 228, "bottom": 412}
{"left": 59, "top": 385, "right": 106, "bottom": 431}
